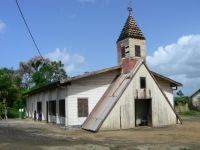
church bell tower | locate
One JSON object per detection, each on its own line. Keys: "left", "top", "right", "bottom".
{"left": 116, "top": 2, "right": 146, "bottom": 73}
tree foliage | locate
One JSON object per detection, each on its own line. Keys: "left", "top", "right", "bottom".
{"left": 0, "top": 68, "right": 21, "bottom": 107}
{"left": 174, "top": 90, "right": 190, "bottom": 105}
{"left": 0, "top": 56, "right": 67, "bottom": 109}
{"left": 15, "top": 56, "right": 67, "bottom": 89}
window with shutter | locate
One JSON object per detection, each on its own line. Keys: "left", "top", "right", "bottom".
{"left": 121, "top": 47, "right": 125, "bottom": 58}
{"left": 78, "top": 99, "right": 88, "bottom": 117}
{"left": 135, "top": 45, "right": 141, "bottom": 57}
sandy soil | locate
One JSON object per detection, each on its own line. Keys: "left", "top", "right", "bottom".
{"left": 0, "top": 116, "right": 200, "bottom": 150}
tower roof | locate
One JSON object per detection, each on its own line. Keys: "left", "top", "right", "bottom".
{"left": 117, "top": 15, "right": 145, "bottom": 42}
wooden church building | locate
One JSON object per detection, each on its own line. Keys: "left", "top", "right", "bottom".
{"left": 26, "top": 7, "right": 182, "bottom": 132}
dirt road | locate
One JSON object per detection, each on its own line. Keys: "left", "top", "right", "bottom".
{"left": 0, "top": 116, "right": 199, "bottom": 150}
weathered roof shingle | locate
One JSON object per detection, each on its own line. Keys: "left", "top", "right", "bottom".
{"left": 117, "top": 15, "right": 145, "bottom": 42}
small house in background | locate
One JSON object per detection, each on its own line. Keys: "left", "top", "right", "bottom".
{"left": 25, "top": 5, "right": 183, "bottom": 132}
{"left": 190, "top": 89, "right": 200, "bottom": 109}
{"left": 174, "top": 99, "right": 189, "bottom": 113}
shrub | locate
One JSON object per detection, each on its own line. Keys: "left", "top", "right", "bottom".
{"left": 0, "top": 108, "right": 21, "bottom": 118}
{"left": 179, "top": 110, "right": 200, "bottom": 116}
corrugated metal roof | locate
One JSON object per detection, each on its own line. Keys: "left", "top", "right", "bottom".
{"left": 151, "top": 71, "right": 183, "bottom": 87}
{"left": 25, "top": 64, "right": 182, "bottom": 98}
{"left": 25, "top": 66, "right": 121, "bottom": 95}
{"left": 82, "top": 61, "right": 143, "bottom": 132}
{"left": 61, "top": 65, "right": 121, "bottom": 85}
{"left": 25, "top": 81, "right": 60, "bottom": 95}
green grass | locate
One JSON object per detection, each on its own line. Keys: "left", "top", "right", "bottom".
{"left": 109, "top": 146, "right": 115, "bottom": 150}
{"left": 179, "top": 148, "right": 191, "bottom": 150}
{"left": 179, "top": 110, "right": 200, "bottom": 116}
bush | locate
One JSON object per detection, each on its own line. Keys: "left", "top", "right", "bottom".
{"left": 179, "top": 110, "right": 200, "bottom": 116}
{"left": 0, "top": 108, "right": 20, "bottom": 118}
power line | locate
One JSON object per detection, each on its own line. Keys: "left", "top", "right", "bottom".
{"left": 15, "top": 0, "right": 44, "bottom": 61}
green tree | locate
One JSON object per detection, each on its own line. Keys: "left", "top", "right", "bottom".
{"left": 0, "top": 68, "right": 20, "bottom": 107}
{"left": 31, "top": 61, "right": 67, "bottom": 89}
{"left": 174, "top": 90, "right": 189, "bottom": 105}
{"left": 176, "top": 90, "right": 184, "bottom": 98}
{"left": 15, "top": 56, "right": 67, "bottom": 90}
{"left": 15, "top": 56, "right": 50, "bottom": 89}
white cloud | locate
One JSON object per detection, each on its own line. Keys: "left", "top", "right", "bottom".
{"left": 45, "top": 48, "right": 86, "bottom": 76}
{"left": 0, "top": 20, "right": 6, "bottom": 33}
{"left": 147, "top": 35, "right": 200, "bottom": 96}
{"left": 79, "top": 0, "right": 96, "bottom": 2}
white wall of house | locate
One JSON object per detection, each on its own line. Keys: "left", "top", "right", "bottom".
{"left": 67, "top": 70, "right": 119, "bottom": 126}
{"left": 154, "top": 77, "right": 174, "bottom": 107}
{"left": 192, "top": 92, "right": 200, "bottom": 106}
{"left": 26, "top": 87, "right": 66, "bottom": 123}
{"left": 26, "top": 69, "right": 119, "bottom": 126}
{"left": 57, "top": 87, "right": 66, "bottom": 125}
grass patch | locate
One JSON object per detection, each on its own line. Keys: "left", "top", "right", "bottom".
{"left": 109, "top": 146, "right": 115, "bottom": 150}
{"left": 179, "top": 148, "right": 191, "bottom": 150}
{"left": 179, "top": 110, "right": 200, "bottom": 116}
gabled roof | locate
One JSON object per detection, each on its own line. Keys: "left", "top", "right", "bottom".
{"left": 26, "top": 81, "right": 60, "bottom": 95}
{"left": 117, "top": 15, "right": 145, "bottom": 42}
{"left": 151, "top": 71, "right": 183, "bottom": 87}
{"left": 82, "top": 61, "right": 182, "bottom": 132}
{"left": 26, "top": 65, "right": 182, "bottom": 95}
{"left": 82, "top": 60, "right": 143, "bottom": 132}
{"left": 190, "top": 89, "right": 200, "bottom": 98}
{"left": 61, "top": 66, "right": 121, "bottom": 85}
{"left": 26, "top": 66, "right": 121, "bottom": 95}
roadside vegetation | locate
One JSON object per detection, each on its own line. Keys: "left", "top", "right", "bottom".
{"left": 174, "top": 90, "right": 200, "bottom": 116}
{"left": 0, "top": 56, "right": 67, "bottom": 119}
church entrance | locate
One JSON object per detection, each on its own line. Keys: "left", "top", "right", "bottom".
{"left": 135, "top": 99, "right": 152, "bottom": 127}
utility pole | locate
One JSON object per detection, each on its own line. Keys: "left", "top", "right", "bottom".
{"left": 3, "top": 98, "right": 7, "bottom": 122}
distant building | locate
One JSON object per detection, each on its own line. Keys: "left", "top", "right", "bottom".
{"left": 190, "top": 89, "right": 200, "bottom": 108}
{"left": 26, "top": 7, "right": 183, "bottom": 132}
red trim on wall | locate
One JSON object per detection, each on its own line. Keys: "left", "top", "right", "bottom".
{"left": 117, "top": 43, "right": 121, "bottom": 52}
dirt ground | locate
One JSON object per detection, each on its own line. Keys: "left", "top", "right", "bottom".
{"left": 0, "top": 116, "right": 200, "bottom": 150}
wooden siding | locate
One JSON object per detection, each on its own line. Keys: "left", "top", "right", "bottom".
{"left": 192, "top": 91, "right": 200, "bottom": 106}
{"left": 67, "top": 70, "right": 118, "bottom": 126}
{"left": 117, "top": 39, "right": 129, "bottom": 65}
{"left": 117, "top": 38, "right": 146, "bottom": 65}
{"left": 26, "top": 87, "right": 66, "bottom": 124}
{"left": 154, "top": 77, "right": 174, "bottom": 107}
{"left": 100, "top": 64, "right": 176, "bottom": 130}
{"left": 129, "top": 38, "right": 146, "bottom": 62}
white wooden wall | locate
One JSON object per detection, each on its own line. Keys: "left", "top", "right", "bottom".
{"left": 57, "top": 88, "right": 66, "bottom": 125}
{"left": 192, "top": 92, "right": 200, "bottom": 106}
{"left": 67, "top": 70, "right": 119, "bottom": 126}
{"left": 129, "top": 38, "right": 146, "bottom": 61}
{"left": 117, "top": 38, "right": 146, "bottom": 65}
{"left": 100, "top": 64, "right": 177, "bottom": 130}
{"left": 26, "top": 87, "right": 66, "bottom": 124}
{"left": 154, "top": 77, "right": 174, "bottom": 107}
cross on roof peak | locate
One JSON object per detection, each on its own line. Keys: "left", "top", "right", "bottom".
{"left": 127, "top": 1, "right": 132, "bottom": 16}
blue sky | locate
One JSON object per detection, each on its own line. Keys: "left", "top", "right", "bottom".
{"left": 0, "top": 0, "right": 200, "bottom": 96}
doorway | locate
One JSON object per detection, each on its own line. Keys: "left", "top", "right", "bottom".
{"left": 135, "top": 99, "right": 152, "bottom": 127}
{"left": 46, "top": 102, "right": 48, "bottom": 123}
{"left": 37, "top": 102, "right": 42, "bottom": 114}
